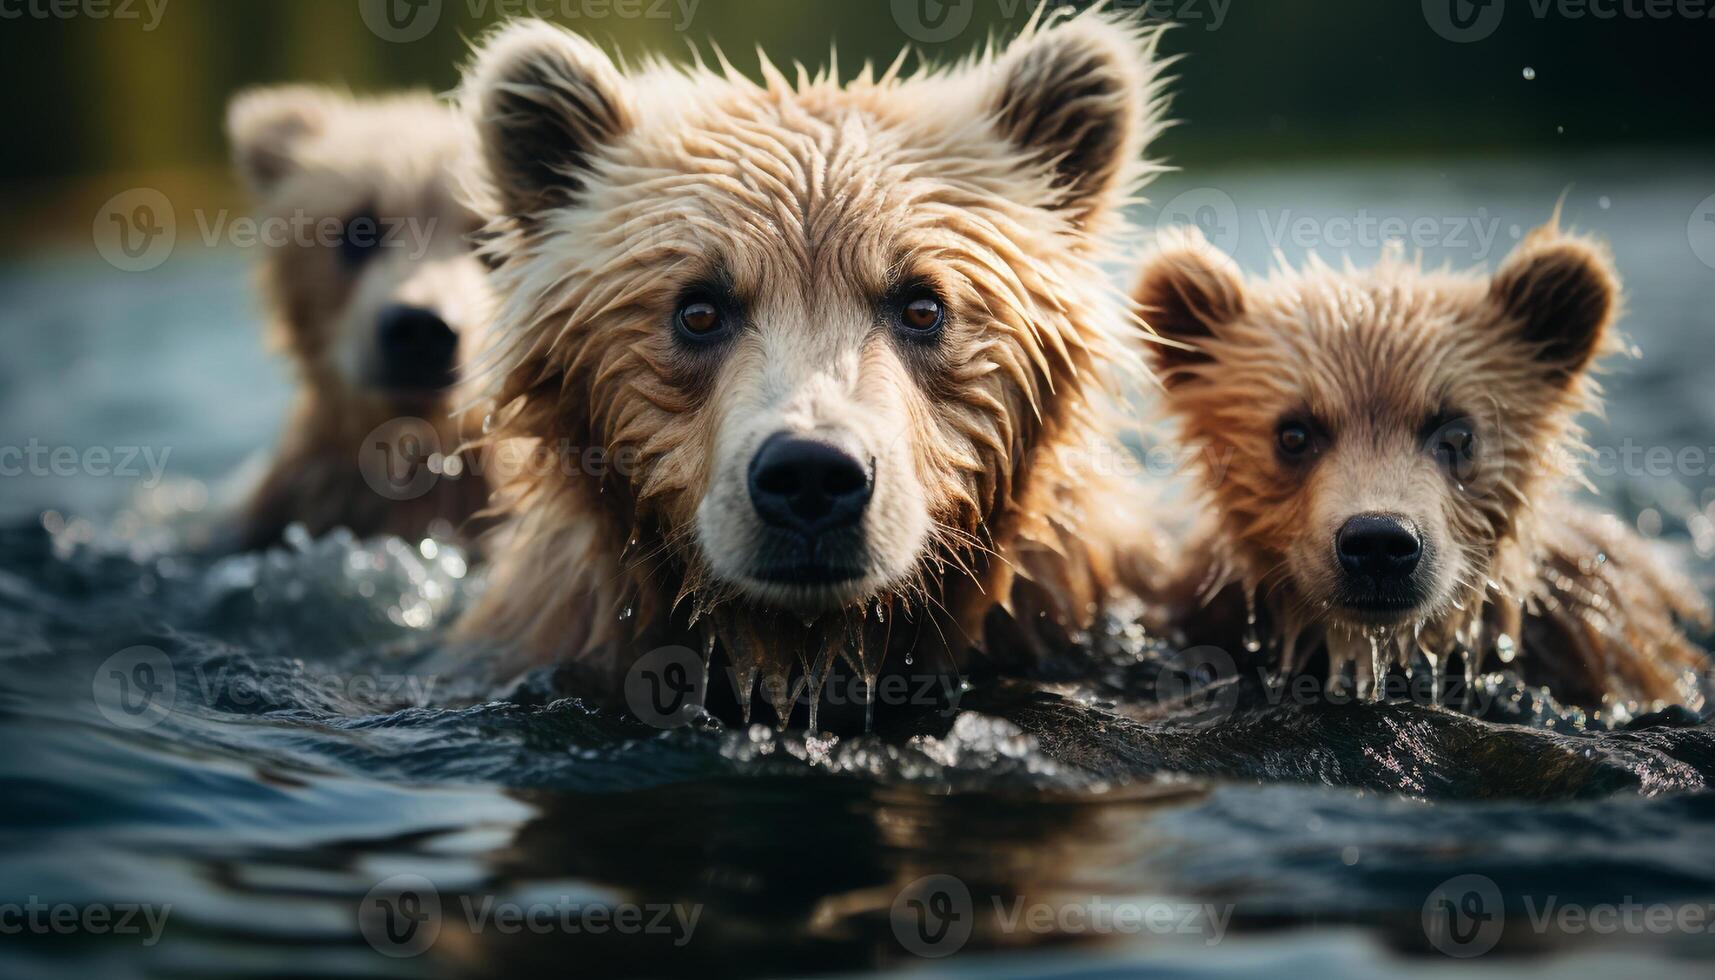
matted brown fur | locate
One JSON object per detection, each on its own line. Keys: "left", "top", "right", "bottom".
{"left": 451, "top": 8, "right": 1174, "bottom": 723}
{"left": 1137, "top": 224, "right": 1710, "bottom": 709}
{"left": 226, "top": 88, "right": 495, "bottom": 550}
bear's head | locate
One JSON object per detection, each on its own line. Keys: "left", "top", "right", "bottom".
{"left": 228, "top": 88, "right": 492, "bottom": 420}
{"left": 1136, "top": 224, "right": 1619, "bottom": 660}
{"left": 458, "top": 11, "right": 1168, "bottom": 706}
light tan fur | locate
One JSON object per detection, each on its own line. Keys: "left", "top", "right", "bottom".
{"left": 1138, "top": 224, "right": 1710, "bottom": 710}
{"left": 226, "top": 87, "right": 495, "bottom": 550}
{"left": 450, "top": 9, "right": 1173, "bottom": 724}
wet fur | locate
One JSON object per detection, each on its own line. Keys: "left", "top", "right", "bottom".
{"left": 451, "top": 9, "right": 1173, "bottom": 724}
{"left": 1140, "top": 225, "right": 1711, "bottom": 709}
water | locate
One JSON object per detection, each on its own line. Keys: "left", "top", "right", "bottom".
{"left": 3, "top": 155, "right": 1714, "bottom": 978}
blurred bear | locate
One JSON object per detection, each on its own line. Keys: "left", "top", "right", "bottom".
{"left": 225, "top": 87, "right": 494, "bottom": 551}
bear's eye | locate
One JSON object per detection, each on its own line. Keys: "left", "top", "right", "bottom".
{"left": 1276, "top": 420, "right": 1315, "bottom": 459}
{"left": 1429, "top": 416, "right": 1479, "bottom": 479}
{"left": 674, "top": 296, "right": 726, "bottom": 342}
{"left": 340, "top": 210, "right": 383, "bottom": 268}
{"left": 893, "top": 288, "right": 946, "bottom": 339}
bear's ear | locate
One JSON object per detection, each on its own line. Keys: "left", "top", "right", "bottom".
{"left": 463, "top": 21, "right": 632, "bottom": 219}
{"left": 986, "top": 14, "right": 1164, "bottom": 225}
{"left": 1489, "top": 225, "right": 1618, "bottom": 379}
{"left": 1131, "top": 229, "right": 1245, "bottom": 387}
{"left": 227, "top": 86, "right": 335, "bottom": 194}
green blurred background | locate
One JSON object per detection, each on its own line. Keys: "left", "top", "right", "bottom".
{"left": 2, "top": 0, "right": 1711, "bottom": 252}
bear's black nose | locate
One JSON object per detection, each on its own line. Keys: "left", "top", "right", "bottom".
{"left": 748, "top": 433, "right": 873, "bottom": 537}
{"left": 373, "top": 304, "right": 457, "bottom": 391}
{"left": 1336, "top": 514, "right": 1422, "bottom": 583}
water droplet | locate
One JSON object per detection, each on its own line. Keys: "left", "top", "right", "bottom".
{"left": 1637, "top": 509, "right": 1662, "bottom": 537}
{"left": 1243, "top": 588, "right": 1263, "bottom": 653}
{"left": 1522, "top": 66, "right": 1536, "bottom": 80}
{"left": 1597, "top": 195, "right": 1611, "bottom": 210}
{"left": 1368, "top": 634, "right": 1385, "bottom": 703}
{"left": 1495, "top": 633, "right": 1517, "bottom": 664}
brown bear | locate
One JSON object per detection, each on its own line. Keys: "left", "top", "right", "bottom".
{"left": 448, "top": 11, "right": 1175, "bottom": 727}
{"left": 225, "top": 87, "right": 494, "bottom": 551}
{"left": 1135, "top": 222, "right": 1711, "bottom": 711}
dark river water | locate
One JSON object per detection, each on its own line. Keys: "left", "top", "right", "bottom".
{"left": 2, "top": 155, "right": 1714, "bottom": 978}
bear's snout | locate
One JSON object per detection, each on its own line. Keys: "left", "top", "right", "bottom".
{"left": 747, "top": 432, "right": 874, "bottom": 541}
{"left": 369, "top": 304, "right": 458, "bottom": 392}
{"left": 1331, "top": 512, "right": 1431, "bottom": 616}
